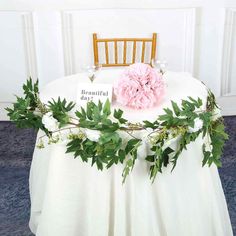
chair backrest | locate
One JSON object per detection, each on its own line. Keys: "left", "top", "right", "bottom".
{"left": 93, "top": 33, "right": 157, "bottom": 67}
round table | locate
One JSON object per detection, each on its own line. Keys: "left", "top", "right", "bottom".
{"left": 29, "top": 69, "right": 233, "bottom": 236}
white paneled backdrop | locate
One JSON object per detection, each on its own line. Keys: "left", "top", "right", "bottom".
{"left": 61, "top": 9, "right": 195, "bottom": 74}
{"left": 0, "top": 1, "right": 236, "bottom": 119}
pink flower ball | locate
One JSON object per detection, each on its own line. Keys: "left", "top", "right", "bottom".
{"left": 114, "top": 63, "right": 165, "bottom": 109}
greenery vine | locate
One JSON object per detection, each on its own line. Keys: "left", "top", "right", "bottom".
{"left": 6, "top": 78, "right": 228, "bottom": 183}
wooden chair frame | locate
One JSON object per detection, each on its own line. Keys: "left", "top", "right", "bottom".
{"left": 93, "top": 33, "right": 157, "bottom": 67}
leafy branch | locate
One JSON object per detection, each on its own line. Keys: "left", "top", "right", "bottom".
{"left": 5, "top": 78, "right": 228, "bottom": 183}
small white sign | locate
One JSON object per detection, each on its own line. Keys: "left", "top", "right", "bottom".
{"left": 77, "top": 83, "right": 113, "bottom": 107}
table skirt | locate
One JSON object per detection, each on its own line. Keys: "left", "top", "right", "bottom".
{"left": 29, "top": 134, "right": 233, "bottom": 236}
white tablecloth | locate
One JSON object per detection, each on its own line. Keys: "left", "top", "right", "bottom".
{"left": 29, "top": 70, "right": 233, "bottom": 236}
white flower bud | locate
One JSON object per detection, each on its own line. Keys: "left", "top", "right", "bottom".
{"left": 33, "top": 108, "right": 42, "bottom": 117}
{"left": 211, "top": 107, "right": 222, "bottom": 121}
{"left": 85, "top": 129, "right": 100, "bottom": 142}
{"left": 188, "top": 117, "right": 203, "bottom": 133}
{"left": 42, "top": 112, "right": 59, "bottom": 132}
{"left": 36, "top": 139, "right": 44, "bottom": 149}
{"left": 205, "top": 143, "right": 213, "bottom": 152}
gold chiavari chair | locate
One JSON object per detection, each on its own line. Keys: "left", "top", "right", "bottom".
{"left": 93, "top": 33, "right": 157, "bottom": 67}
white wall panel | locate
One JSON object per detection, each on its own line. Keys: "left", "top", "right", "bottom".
{"left": 61, "top": 8, "right": 196, "bottom": 74}
{"left": 218, "top": 8, "right": 236, "bottom": 115}
{"left": 0, "top": 11, "right": 37, "bottom": 119}
{"left": 194, "top": 7, "right": 225, "bottom": 96}
{"left": 33, "top": 11, "right": 65, "bottom": 89}
{"left": 0, "top": 12, "right": 35, "bottom": 100}
{"left": 61, "top": 12, "right": 75, "bottom": 75}
{"left": 221, "top": 8, "right": 236, "bottom": 96}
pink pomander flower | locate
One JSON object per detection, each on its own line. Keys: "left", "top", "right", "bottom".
{"left": 114, "top": 63, "right": 165, "bottom": 109}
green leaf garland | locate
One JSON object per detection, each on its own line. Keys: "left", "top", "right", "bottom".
{"left": 5, "top": 78, "right": 228, "bottom": 183}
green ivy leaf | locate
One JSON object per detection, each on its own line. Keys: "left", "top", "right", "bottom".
{"left": 171, "top": 101, "right": 180, "bottom": 116}
{"left": 114, "top": 109, "right": 123, "bottom": 119}
{"left": 103, "top": 99, "right": 111, "bottom": 116}
{"left": 125, "top": 139, "right": 141, "bottom": 154}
